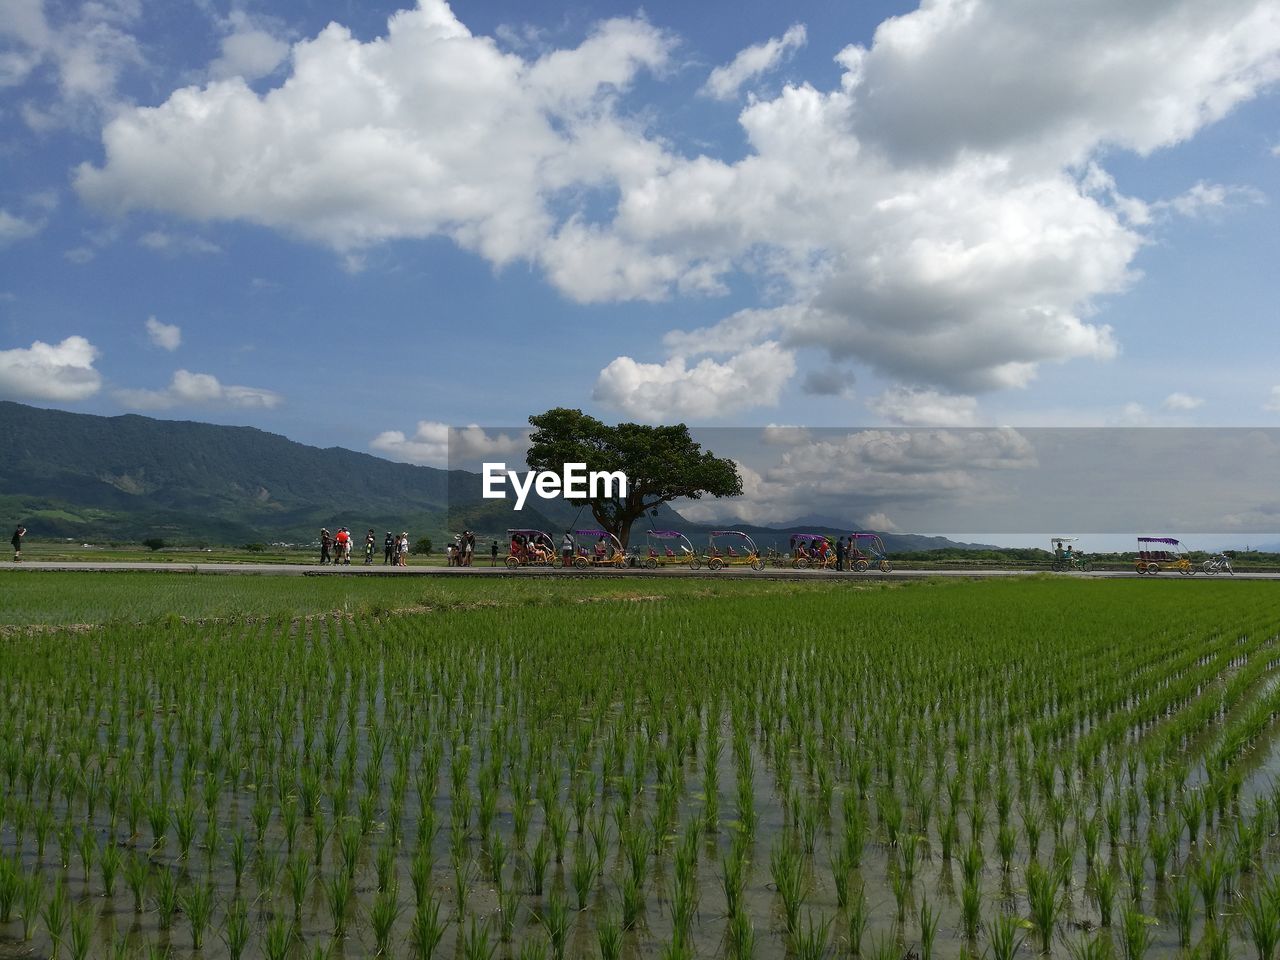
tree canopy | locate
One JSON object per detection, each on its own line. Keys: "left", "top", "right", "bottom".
{"left": 525, "top": 408, "right": 742, "bottom": 547}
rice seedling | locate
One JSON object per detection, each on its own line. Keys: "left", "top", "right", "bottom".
{"left": 324, "top": 870, "right": 353, "bottom": 937}
{"left": 42, "top": 874, "right": 68, "bottom": 958}
{"left": 771, "top": 837, "right": 807, "bottom": 935}
{"left": 1027, "top": 860, "right": 1064, "bottom": 953}
{"left": 920, "top": 895, "right": 940, "bottom": 960}
{"left": 542, "top": 888, "right": 571, "bottom": 960}
{"left": 221, "top": 896, "right": 251, "bottom": 960}
{"left": 370, "top": 881, "right": 403, "bottom": 955}
{"left": 847, "top": 881, "right": 869, "bottom": 956}
{"left": 987, "top": 911, "right": 1026, "bottom": 960}
{"left": 1094, "top": 866, "right": 1117, "bottom": 927}
{"left": 1170, "top": 875, "right": 1195, "bottom": 947}
{"left": 410, "top": 893, "right": 447, "bottom": 960}
{"left": 181, "top": 881, "right": 214, "bottom": 949}
{"left": 67, "top": 901, "right": 94, "bottom": 960}
{"left": 961, "top": 877, "right": 982, "bottom": 940}
{"left": 263, "top": 913, "right": 294, "bottom": 960}
{"left": 1118, "top": 905, "right": 1154, "bottom": 960}
{"left": 1241, "top": 882, "right": 1280, "bottom": 960}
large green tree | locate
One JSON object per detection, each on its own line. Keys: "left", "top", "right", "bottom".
{"left": 525, "top": 408, "right": 743, "bottom": 548}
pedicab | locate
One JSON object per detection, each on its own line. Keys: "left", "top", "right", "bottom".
{"left": 641, "top": 529, "right": 701, "bottom": 569}
{"left": 567, "top": 529, "right": 627, "bottom": 569}
{"left": 1049, "top": 536, "right": 1092, "bottom": 572}
{"left": 789, "top": 533, "right": 836, "bottom": 569}
{"left": 1135, "top": 536, "right": 1194, "bottom": 575}
{"left": 847, "top": 533, "right": 892, "bottom": 573}
{"left": 705, "top": 530, "right": 765, "bottom": 571}
{"left": 505, "top": 529, "right": 556, "bottom": 569}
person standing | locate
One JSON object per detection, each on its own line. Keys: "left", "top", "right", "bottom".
{"left": 384, "top": 531, "right": 394, "bottom": 565}
{"left": 320, "top": 528, "right": 332, "bottom": 565}
{"left": 12, "top": 525, "right": 26, "bottom": 562}
{"left": 365, "top": 529, "right": 376, "bottom": 564}
{"left": 835, "top": 535, "right": 845, "bottom": 572}
{"left": 561, "top": 530, "right": 574, "bottom": 568}
{"left": 490, "top": 540, "right": 498, "bottom": 566}
{"left": 465, "top": 531, "right": 475, "bottom": 567}
{"left": 398, "top": 532, "right": 409, "bottom": 566}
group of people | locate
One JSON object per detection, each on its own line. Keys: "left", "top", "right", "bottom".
{"left": 446, "top": 531, "right": 477, "bottom": 566}
{"left": 320, "top": 527, "right": 409, "bottom": 565}
{"left": 789, "top": 535, "right": 871, "bottom": 571}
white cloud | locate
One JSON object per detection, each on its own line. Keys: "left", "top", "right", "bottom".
{"left": 593, "top": 341, "right": 795, "bottom": 422}
{"left": 863, "top": 511, "right": 897, "bottom": 532}
{"left": 1265, "top": 386, "right": 1280, "bottom": 413}
{"left": 868, "top": 387, "right": 979, "bottom": 427}
{"left": 0, "top": 335, "right": 102, "bottom": 401}
{"left": 1156, "top": 181, "right": 1266, "bottom": 219}
{"left": 0, "top": 208, "right": 42, "bottom": 246}
{"left": 760, "top": 424, "right": 811, "bottom": 446}
{"left": 65, "top": 0, "right": 1280, "bottom": 411}
{"left": 114, "top": 369, "right": 281, "bottom": 410}
{"left": 208, "top": 11, "right": 290, "bottom": 82}
{"left": 701, "top": 24, "right": 806, "bottom": 101}
{"left": 75, "top": 2, "right": 674, "bottom": 269}
{"left": 680, "top": 427, "right": 1036, "bottom": 526}
{"left": 144, "top": 316, "right": 181, "bottom": 351}
{"left": 1163, "top": 392, "right": 1204, "bottom": 411}
{"left": 370, "top": 422, "right": 527, "bottom": 466}
{"left": 139, "top": 230, "right": 221, "bottom": 256}
{"left": 0, "top": 0, "right": 144, "bottom": 124}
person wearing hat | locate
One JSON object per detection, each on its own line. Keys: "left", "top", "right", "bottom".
{"left": 384, "top": 531, "right": 394, "bottom": 565}
{"left": 320, "top": 528, "right": 332, "bottom": 565}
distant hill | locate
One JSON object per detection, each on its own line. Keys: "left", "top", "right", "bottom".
{"left": 0, "top": 401, "right": 511, "bottom": 543}
{"left": 0, "top": 401, "right": 982, "bottom": 551}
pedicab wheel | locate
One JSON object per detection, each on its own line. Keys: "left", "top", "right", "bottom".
{"left": 1181, "top": 566, "right": 1194, "bottom": 576}
{"left": 645, "top": 557, "right": 658, "bottom": 569}
{"left": 504, "top": 556, "right": 519, "bottom": 570}
{"left": 751, "top": 559, "right": 765, "bottom": 571}
{"left": 879, "top": 560, "right": 893, "bottom": 573}
{"left": 1051, "top": 560, "right": 1063, "bottom": 572}
{"left": 854, "top": 559, "right": 869, "bottom": 573}
{"left": 709, "top": 557, "right": 724, "bottom": 571}
{"left": 573, "top": 556, "right": 588, "bottom": 569}
{"left": 792, "top": 557, "right": 805, "bottom": 569}
{"left": 689, "top": 557, "right": 701, "bottom": 570}
{"left": 1146, "top": 563, "right": 1160, "bottom": 575}
{"left": 1080, "top": 559, "right": 1092, "bottom": 572}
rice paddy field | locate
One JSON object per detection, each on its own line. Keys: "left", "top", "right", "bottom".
{"left": 3, "top": 574, "right": 1280, "bottom": 960}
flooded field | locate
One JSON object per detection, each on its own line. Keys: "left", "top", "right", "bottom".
{"left": 2, "top": 577, "right": 1279, "bottom": 960}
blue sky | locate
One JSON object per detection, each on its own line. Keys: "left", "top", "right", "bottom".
{"left": 2, "top": 0, "right": 1280, "bottom": 533}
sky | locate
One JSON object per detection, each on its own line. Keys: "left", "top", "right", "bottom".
{"left": 3, "top": 0, "right": 1280, "bottom": 537}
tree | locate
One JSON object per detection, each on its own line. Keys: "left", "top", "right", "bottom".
{"left": 525, "top": 408, "right": 742, "bottom": 548}
{"left": 142, "top": 538, "right": 167, "bottom": 551}
{"left": 411, "top": 537, "right": 433, "bottom": 556}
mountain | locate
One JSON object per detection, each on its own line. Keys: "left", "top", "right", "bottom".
{"left": 0, "top": 401, "right": 981, "bottom": 551}
{"left": 0, "top": 401, "right": 519, "bottom": 543}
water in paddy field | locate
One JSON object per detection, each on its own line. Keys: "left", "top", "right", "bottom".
{"left": 2, "top": 581, "right": 1280, "bottom": 960}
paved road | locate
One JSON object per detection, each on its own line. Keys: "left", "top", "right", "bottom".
{"left": 4, "top": 561, "right": 1277, "bottom": 580}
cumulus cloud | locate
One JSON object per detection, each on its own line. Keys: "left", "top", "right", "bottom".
{"left": 208, "top": 10, "right": 290, "bottom": 82}
{"left": 1163, "top": 392, "right": 1204, "bottom": 411}
{"left": 139, "top": 230, "right": 221, "bottom": 256}
{"left": 66, "top": 0, "right": 1280, "bottom": 416}
{"left": 75, "top": 1, "right": 674, "bottom": 269}
{"left": 701, "top": 24, "right": 806, "bottom": 101}
{"left": 370, "top": 422, "right": 527, "bottom": 466}
{"left": 868, "top": 387, "right": 979, "bottom": 427}
{"left": 144, "top": 316, "right": 181, "bottom": 351}
{"left": 0, "top": 0, "right": 144, "bottom": 124}
{"left": 679, "top": 427, "right": 1036, "bottom": 526}
{"left": 114, "top": 369, "right": 281, "bottom": 410}
{"left": 1156, "top": 181, "right": 1267, "bottom": 219}
{"left": 593, "top": 342, "right": 795, "bottom": 421}
{"left": 862, "top": 511, "right": 897, "bottom": 532}
{"left": 0, "top": 208, "right": 43, "bottom": 246}
{"left": 0, "top": 335, "right": 102, "bottom": 401}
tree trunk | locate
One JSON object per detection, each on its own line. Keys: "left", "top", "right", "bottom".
{"left": 618, "top": 516, "right": 633, "bottom": 551}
